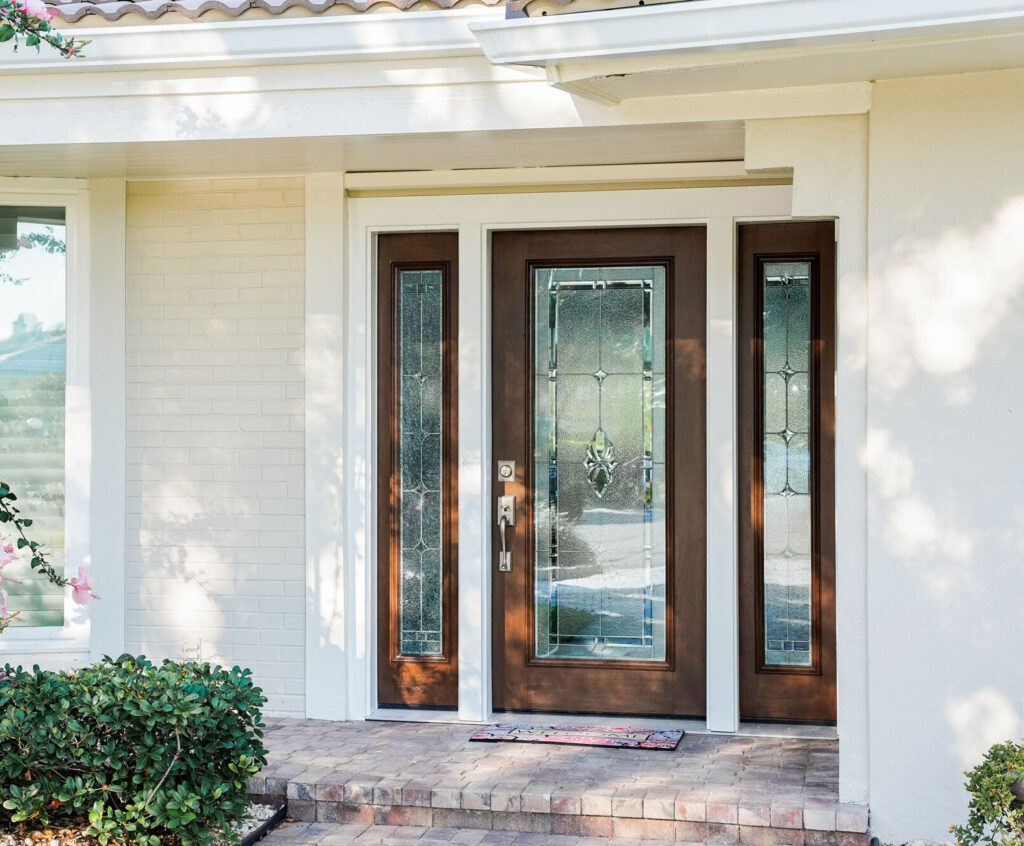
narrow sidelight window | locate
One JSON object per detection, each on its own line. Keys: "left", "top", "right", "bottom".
{"left": 760, "top": 261, "right": 813, "bottom": 667}
{"left": 396, "top": 268, "right": 444, "bottom": 657}
{"left": 738, "top": 221, "right": 836, "bottom": 723}
{"left": 376, "top": 233, "right": 458, "bottom": 708}
{"left": 0, "top": 206, "right": 68, "bottom": 628}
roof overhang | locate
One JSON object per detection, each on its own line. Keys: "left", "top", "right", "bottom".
{"left": 470, "top": 0, "right": 1024, "bottom": 102}
{"left": 0, "top": 6, "right": 503, "bottom": 72}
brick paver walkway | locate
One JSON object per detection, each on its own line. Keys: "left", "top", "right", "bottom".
{"left": 251, "top": 719, "right": 869, "bottom": 845}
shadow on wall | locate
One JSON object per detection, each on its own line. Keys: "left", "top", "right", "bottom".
{"left": 865, "top": 193, "right": 1024, "bottom": 837}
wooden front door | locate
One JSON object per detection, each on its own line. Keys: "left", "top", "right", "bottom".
{"left": 737, "top": 221, "right": 837, "bottom": 722}
{"left": 491, "top": 227, "right": 706, "bottom": 717}
{"left": 377, "top": 233, "right": 459, "bottom": 708}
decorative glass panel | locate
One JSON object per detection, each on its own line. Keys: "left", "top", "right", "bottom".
{"left": 398, "top": 269, "right": 444, "bottom": 656}
{"left": 533, "top": 265, "right": 667, "bottom": 662}
{"left": 0, "top": 206, "right": 67, "bottom": 627}
{"left": 762, "top": 261, "right": 812, "bottom": 667}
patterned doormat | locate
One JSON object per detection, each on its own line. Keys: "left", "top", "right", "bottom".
{"left": 469, "top": 724, "right": 684, "bottom": 750}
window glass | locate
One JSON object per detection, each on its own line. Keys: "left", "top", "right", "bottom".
{"left": 0, "top": 206, "right": 67, "bottom": 628}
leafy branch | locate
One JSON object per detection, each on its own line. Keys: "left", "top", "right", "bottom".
{"left": 0, "top": 481, "right": 69, "bottom": 589}
{"left": 0, "top": 0, "right": 89, "bottom": 59}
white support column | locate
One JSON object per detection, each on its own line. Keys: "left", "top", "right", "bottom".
{"left": 88, "top": 178, "right": 127, "bottom": 661}
{"left": 705, "top": 215, "right": 740, "bottom": 732}
{"left": 457, "top": 222, "right": 491, "bottom": 723}
{"left": 746, "top": 115, "right": 871, "bottom": 803}
{"left": 305, "top": 172, "right": 352, "bottom": 720}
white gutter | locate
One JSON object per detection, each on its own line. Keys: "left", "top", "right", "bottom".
{"left": 0, "top": 6, "right": 501, "bottom": 72}
{"left": 469, "top": 0, "right": 1024, "bottom": 66}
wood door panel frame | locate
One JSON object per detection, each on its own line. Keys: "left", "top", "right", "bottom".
{"left": 491, "top": 226, "right": 707, "bottom": 717}
{"left": 737, "top": 221, "right": 837, "bottom": 722}
{"left": 376, "top": 232, "right": 459, "bottom": 708}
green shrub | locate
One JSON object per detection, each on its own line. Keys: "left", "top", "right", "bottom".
{"left": 952, "top": 739, "right": 1024, "bottom": 846}
{"left": 0, "top": 654, "right": 268, "bottom": 846}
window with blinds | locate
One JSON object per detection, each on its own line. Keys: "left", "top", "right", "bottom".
{"left": 0, "top": 205, "right": 67, "bottom": 628}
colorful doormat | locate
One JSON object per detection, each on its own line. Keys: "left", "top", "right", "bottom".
{"left": 469, "top": 724, "right": 683, "bottom": 750}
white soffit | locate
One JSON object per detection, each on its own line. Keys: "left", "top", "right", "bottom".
{"left": 470, "top": 0, "right": 1024, "bottom": 100}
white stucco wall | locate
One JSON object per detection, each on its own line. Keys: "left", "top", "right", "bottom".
{"left": 865, "top": 68, "right": 1024, "bottom": 842}
{"left": 124, "top": 178, "right": 306, "bottom": 716}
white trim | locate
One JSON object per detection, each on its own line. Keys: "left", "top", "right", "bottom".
{"left": 470, "top": 0, "right": 1024, "bottom": 67}
{"left": 457, "top": 221, "right": 491, "bottom": 723}
{"left": 343, "top": 162, "right": 762, "bottom": 192}
{"left": 704, "top": 215, "right": 739, "bottom": 733}
{"left": 0, "top": 8, "right": 502, "bottom": 73}
{"left": 304, "top": 173, "right": 350, "bottom": 721}
{"left": 0, "top": 182, "right": 91, "bottom": 654}
{"left": 346, "top": 184, "right": 793, "bottom": 725}
{"left": 87, "top": 179, "right": 126, "bottom": 661}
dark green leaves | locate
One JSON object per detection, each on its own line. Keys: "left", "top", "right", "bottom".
{"left": 0, "top": 656, "right": 268, "bottom": 845}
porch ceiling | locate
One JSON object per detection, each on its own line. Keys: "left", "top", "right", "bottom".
{"left": 0, "top": 121, "right": 744, "bottom": 180}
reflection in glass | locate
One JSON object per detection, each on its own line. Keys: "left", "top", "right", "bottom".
{"left": 762, "top": 261, "right": 812, "bottom": 666}
{"left": 533, "top": 266, "right": 667, "bottom": 662}
{"left": 398, "top": 270, "right": 444, "bottom": 656}
{"left": 0, "top": 206, "right": 67, "bottom": 627}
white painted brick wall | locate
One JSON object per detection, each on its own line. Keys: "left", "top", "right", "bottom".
{"left": 124, "top": 178, "right": 305, "bottom": 716}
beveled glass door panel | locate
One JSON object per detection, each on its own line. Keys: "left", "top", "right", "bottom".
{"left": 492, "top": 227, "right": 707, "bottom": 717}
{"left": 398, "top": 269, "right": 444, "bottom": 657}
{"left": 761, "top": 261, "right": 812, "bottom": 667}
{"left": 532, "top": 266, "right": 667, "bottom": 663}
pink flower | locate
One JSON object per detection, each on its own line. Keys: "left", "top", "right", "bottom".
{"left": 0, "top": 586, "right": 18, "bottom": 628}
{"left": 16, "top": 0, "right": 57, "bottom": 19}
{"left": 0, "top": 540, "right": 20, "bottom": 589}
{"left": 70, "top": 565, "right": 98, "bottom": 605}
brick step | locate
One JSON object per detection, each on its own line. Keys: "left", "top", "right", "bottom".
{"left": 250, "top": 771, "right": 870, "bottom": 846}
{"left": 262, "top": 821, "right": 847, "bottom": 846}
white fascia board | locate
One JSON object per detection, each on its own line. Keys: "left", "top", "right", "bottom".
{"left": 0, "top": 7, "right": 501, "bottom": 73}
{"left": 469, "top": 0, "right": 1024, "bottom": 67}
{"left": 343, "top": 161, "right": 754, "bottom": 191}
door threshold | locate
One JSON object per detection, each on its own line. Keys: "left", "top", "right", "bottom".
{"left": 368, "top": 708, "right": 488, "bottom": 725}
{"left": 367, "top": 708, "right": 837, "bottom": 739}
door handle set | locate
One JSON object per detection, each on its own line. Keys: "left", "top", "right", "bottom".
{"left": 496, "top": 495, "right": 515, "bottom": 572}
{"left": 496, "top": 460, "right": 516, "bottom": 572}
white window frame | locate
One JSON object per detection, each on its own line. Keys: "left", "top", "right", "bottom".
{"left": 0, "top": 180, "right": 91, "bottom": 658}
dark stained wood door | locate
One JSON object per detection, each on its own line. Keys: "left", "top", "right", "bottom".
{"left": 491, "top": 227, "right": 706, "bottom": 717}
{"left": 377, "top": 233, "right": 459, "bottom": 708}
{"left": 737, "top": 221, "right": 837, "bottom": 722}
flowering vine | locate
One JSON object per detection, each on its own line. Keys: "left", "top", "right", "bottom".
{"left": 0, "top": 0, "right": 89, "bottom": 59}
{"left": 0, "top": 481, "right": 96, "bottom": 633}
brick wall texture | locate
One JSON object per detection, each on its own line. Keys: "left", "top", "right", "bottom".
{"left": 124, "top": 178, "right": 305, "bottom": 716}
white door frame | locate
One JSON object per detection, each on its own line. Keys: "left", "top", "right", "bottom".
{"left": 333, "top": 183, "right": 796, "bottom": 728}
